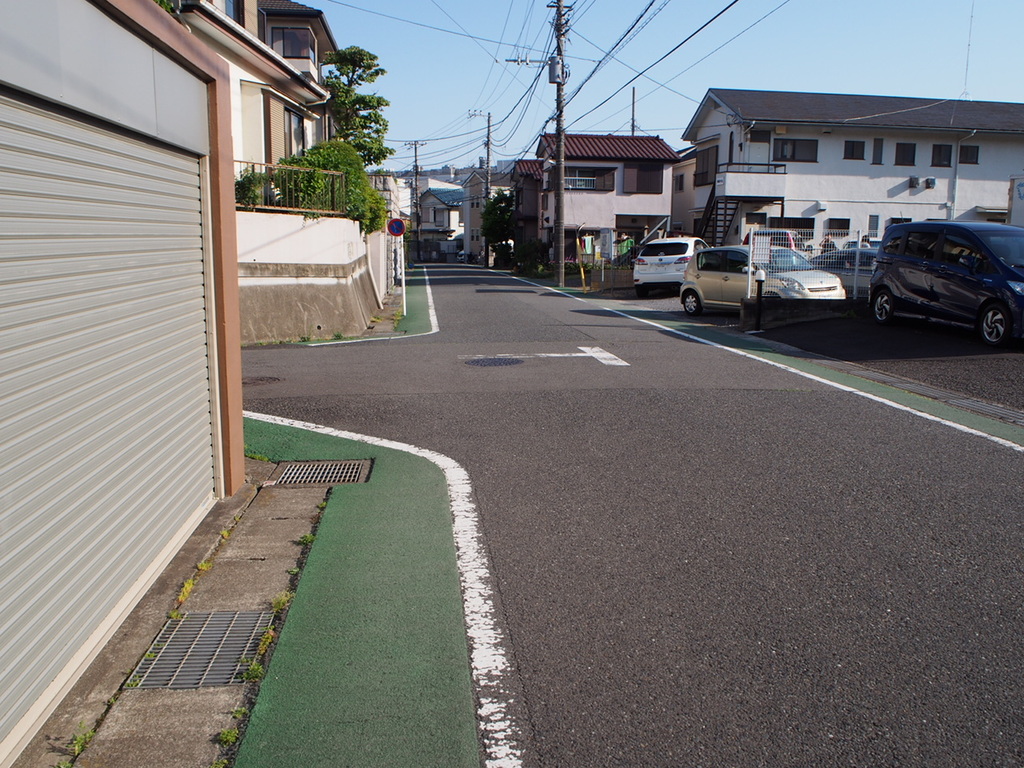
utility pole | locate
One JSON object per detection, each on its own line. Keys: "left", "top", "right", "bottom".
{"left": 484, "top": 111, "right": 492, "bottom": 269}
{"left": 406, "top": 140, "right": 424, "bottom": 262}
{"left": 550, "top": 0, "right": 568, "bottom": 288}
{"left": 471, "top": 110, "right": 494, "bottom": 268}
{"left": 631, "top": 87, "right": 637, "bottom": 136}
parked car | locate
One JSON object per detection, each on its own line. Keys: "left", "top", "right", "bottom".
{"left": 632, "top": 237, "right": 708, "bottom": 298}
{"left": 809, "top": 247, "right": 877, "bottom": 299}
{"left": 869, "top": 221, "right": 1024, "bottom": 346}
{"left": 743, "top": 229, "right": 814, "bottom": 254}
{"left": 680, "top": 246, "right": 846, "bottom": 315}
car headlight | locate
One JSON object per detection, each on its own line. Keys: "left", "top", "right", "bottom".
{"left": 1008, "top": 281, "right": 1024, "bottom": 296}
{"left": 776, "top": 276, "right": 803, "bottom": 291}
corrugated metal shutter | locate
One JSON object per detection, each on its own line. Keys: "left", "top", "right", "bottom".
{"left": 265, "top": 93, "right": 286, "bottom": 163}
{"left": 0, "top": 93, "right": 216, "bottom": 742}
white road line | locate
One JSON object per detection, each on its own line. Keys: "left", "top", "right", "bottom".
{"left": 459, "top": 346, "right": 629, "bottom": 366}
{"left": 506, "top": 273, "right": 1024, "bottom": 454}
{"left": 242, "top": 411, "right": 525, "bottom": 768}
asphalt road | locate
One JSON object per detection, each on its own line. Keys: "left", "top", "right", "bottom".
{"left": 244, "top": 265, "right": 1024, "bottom": 767}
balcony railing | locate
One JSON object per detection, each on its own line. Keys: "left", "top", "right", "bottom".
{"left": 716, "top": 162, "right": 787, "bottom": 174}
{"left": 234, "top": 160, "right": 346, "bottom": 216}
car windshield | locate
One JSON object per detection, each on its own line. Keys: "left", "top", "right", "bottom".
{"left": 978, "top": 231, "right": 1024, "bottom": 268}
{"left": 763, "top": 248, "right": 814, "bottom": 272}
{"left": 640, "top": 242, "right": 689, "bottom": 256}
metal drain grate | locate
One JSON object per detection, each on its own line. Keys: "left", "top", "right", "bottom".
{"left": 131, "top": 611, "right": 272, "bottom": 689}
{"left": 465, "top": 357, "right": 524, "bottom": 367}
{"left": 268, "top": 459, "right": 373, "bottom": 486}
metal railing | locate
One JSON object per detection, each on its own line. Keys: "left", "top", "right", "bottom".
{"left": 234, "top": 160, "right": 346, "bottom": 216}
{"left": 717, "top": 162, "right": 787, "bottom": 174}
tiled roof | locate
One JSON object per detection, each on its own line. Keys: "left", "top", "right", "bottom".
{"left": 705, "top": 88, "right": 1024, "bottom": 133}
{"left": 427, "top": 187, "right": 465, "bottom": 206}
{"left": 258, "top": 0, "right": 322, "bottom": 16}
{"left": 537, "top": 134, "right": 679, "bottom": 162}
{"left": 515, "top": 159, "right": 543, "bottom": 180}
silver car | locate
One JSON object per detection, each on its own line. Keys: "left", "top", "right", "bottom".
{"left": 680, "top": 246, "right": 846, "bottom": 315}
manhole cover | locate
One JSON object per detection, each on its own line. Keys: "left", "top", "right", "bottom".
{"left": 465, "top": 357, "right": 524, "bottom": 367}
{"left": 267, "top": 459, "right": 373, "bottom": 486}
{"left": 131, "top": 611, "right": 272, "bottom": 689}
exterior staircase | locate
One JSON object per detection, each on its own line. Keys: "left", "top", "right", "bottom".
{"left": 698, "top": 195, "right": 739, "bottom": 246}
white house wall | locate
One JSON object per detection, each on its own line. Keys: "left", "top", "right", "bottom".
{"left": 545, "top": 164, "right": 673, "bottom": 230}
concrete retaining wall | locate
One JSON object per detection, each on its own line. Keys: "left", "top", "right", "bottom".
{"left": 739, "top": 297, "right": 859, "bottom": 332}
{"left": 237, "top": 212, "right": 382, "bottom": 343}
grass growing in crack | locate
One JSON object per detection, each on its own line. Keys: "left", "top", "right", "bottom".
{"left": 197, "top": 560, "right": 213, "bottom": 572}
{"left": 217, "top": 728, "right": 240, "bottom": 746}
{"left": 241, "top": 661, "right": 264, "bottom": 681}
{"left": 297, "top": 533, "right": 316, "bottom": 547}
{"left": 177, "top": 578, "right": 195, "bottom": 605}
{"left": 271, "top": 591, "right": 294, "bottom": 613}
{"left": 69, "top": 722, "right": 95, "bottom": 756}
{"left": 232, "top": 707, "right": 249, "bottom": 719}
{"left": 256, "top": 628, "right": 275, "bottom": 657}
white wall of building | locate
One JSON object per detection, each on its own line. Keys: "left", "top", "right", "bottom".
{"left": 236, "top": 211, "right": 363, "bottom": 265}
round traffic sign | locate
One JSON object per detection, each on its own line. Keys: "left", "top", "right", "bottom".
{"left": 387, "top": 218, "right": 407, "bottom": 237}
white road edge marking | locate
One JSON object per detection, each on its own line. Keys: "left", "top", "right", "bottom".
{"left": 309, "top": 267, "right": 439, "bottom": 345}
{"left": 506, "top": 273, "right": 1024, "bottom": 455}
{"left": 459, "top": 346, "right": 629, "bottom": 366}
{"left": 243, "top": 411, "right": 525, "bottom": 768}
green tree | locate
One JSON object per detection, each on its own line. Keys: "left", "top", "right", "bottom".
{"left": 481, "top": 189, "right": 516, "bottom": 246}
{"left": 322, "top": 47, "right": 394, "bottom": 167}
{"left": 280, "top": 140, "right": 387, "bottom": 233}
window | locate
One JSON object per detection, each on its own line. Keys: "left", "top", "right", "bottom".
{"left": 623, "top": 163, "right": 663, "bottom": 194}
{"left": 433, "top": 208, "right": 446, "bottom": 226}
{"left": 826, "top": 218, "right": 851, "bottom": 236}
{"left": 868, "top": 214, "right": 880, "bottom": 236}
{"left": 959, "top": 144, "right": 980, "bottom": 164}
{"left": 694, "top": 145, "right": 718, "bottom": 187}
{"left": 904, "top": 231, "right": 939, "bottom": 259}
{"left": 749, "top": 130, "right": 771, "bottom": 144}
{"left": 773, "top": 139, "right": 818, "bottom": 162}
{"left": 674, "top": 174, "right": 685, "bottom": 192}
{"left": 271, "top": 28, "right": 315, "bottom": 60}
{"left": 745, "top": 212, "right": 767, "bottom": 226}
{"left": 285, "top": 109, "right": 305, "bottom": 157}
{"left": 895, "top": 143, "right": 916, "bottom": 166}
{"left": 225, "top": 0, "right": 244, "bottom": 23}
{"left": 931, "top": 144, "right": 952, "bottom": 167}
{"left": 939, "top": 234, "right": 991, "bottom": 270}
{"left": 725, "top": 250, "right": 748, "bottom": 274}
{"left": 872, "top": 138, "right": 884, "bottom": 165}
{"left": 844, "top": 140, "right": 865, "bottom": 160}
{"left": 565, "top": 166, "right": 614, "bottom": 191}
{"left": 697, "top": 251, "right": 723, "bottom": 271}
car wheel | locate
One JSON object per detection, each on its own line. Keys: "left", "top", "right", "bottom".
{"left": 681, "top": 290, "right": 703, "bottom": 316}
{"left": 978, "top": 302, "right": 1012, "bottom": 346}
{"left": 872, "top": 288, "right": 895, "bottom": 325}
{"left": 635, "top": 285, "right": 649, "bottom": 299}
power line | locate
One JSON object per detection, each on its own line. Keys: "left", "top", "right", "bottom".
{"left": 567, "top": 0, "right": 743, "bottom": 130}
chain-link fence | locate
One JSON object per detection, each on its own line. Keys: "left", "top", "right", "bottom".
{"left": 746, "top": 227, "right": 879, "bottom": 300}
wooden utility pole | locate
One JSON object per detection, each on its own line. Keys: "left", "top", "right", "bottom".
{"left": 407, "top": 140, "right": 424, "bottom": 262}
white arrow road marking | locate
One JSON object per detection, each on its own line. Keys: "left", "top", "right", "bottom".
{"left": 460, "top": 346, "right": 629, "bottom": 366}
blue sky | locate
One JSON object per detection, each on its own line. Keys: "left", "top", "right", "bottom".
{"left": 314, "top": 0, "right": 1023, "bottom": 172}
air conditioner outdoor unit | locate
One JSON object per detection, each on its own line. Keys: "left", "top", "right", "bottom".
{"left": 909, "top": 176, "right": 920, "bottom": 188}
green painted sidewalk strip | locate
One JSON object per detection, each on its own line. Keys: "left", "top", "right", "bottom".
{"left": 236, "top": 418, "right": 479, "bottom": 768}
{"left": 396, "top": 266, "right": 434, "bottom": 337}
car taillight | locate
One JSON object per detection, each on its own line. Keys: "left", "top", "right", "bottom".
{"left": 635, "top": 257, "right": 647, "bottom": 264}
{"left": 673, "top": 256, "right": 691, "bottom": 264}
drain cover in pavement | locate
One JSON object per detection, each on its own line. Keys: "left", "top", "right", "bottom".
{"left": 131, "top": 611, "right": 272, "bottom": 689}
{"left": 465, "top": 357, "right": 524, "bottom": 367}
{"left": 267, "top": 459, "right": 373, "bottom": 486}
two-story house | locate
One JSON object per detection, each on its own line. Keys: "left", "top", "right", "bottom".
{"left": 418, "top": 186, "right": 465, "bottom": 260}
{"left": 461, "top": 168, "right": 512, "bottom": 261}
{"left": 180, "top": 0, "right": 336, "bottom": 164}
{"left": 679, "top": 88, "right": 1024, "bottom": 247}
{"left": 512, "top": 159, "right": 544, "bottom": 246}
{"left": 535, "top": 133, "right": 680, "bottom": 259}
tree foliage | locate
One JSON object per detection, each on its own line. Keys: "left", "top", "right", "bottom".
{"left": 481, "top": 189, "right": 516, "bottom": 246}
{"left": 322, "top": 47, "right": 394, "bottom": 168}
{"left": 280, "top": 140, "right": 387, "bottom": 233}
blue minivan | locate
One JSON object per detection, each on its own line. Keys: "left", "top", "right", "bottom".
{"left": 869, "top": 221, "right": 1024, "bottom": 346}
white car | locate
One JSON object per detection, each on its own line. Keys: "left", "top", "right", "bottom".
{"left": 632, "top": 237, "right": 708, "bottom": 298}
{"left": 680, "top": 246, "right": 846, "bottom": 315}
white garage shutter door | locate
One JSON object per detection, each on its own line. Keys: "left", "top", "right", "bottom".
{"left": 0, "top": 92, "right": 217, "bottom": 742}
